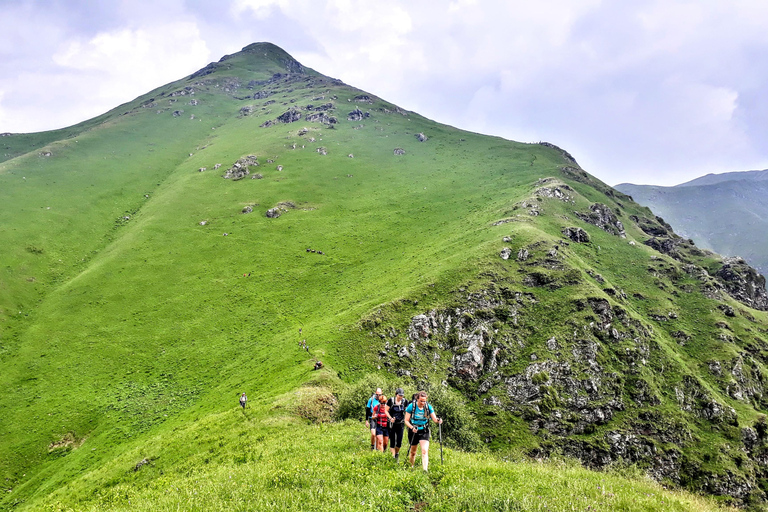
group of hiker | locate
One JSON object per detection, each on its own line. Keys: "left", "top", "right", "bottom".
{"left": 365, "top": 387, "right": 443, "bottom": 471}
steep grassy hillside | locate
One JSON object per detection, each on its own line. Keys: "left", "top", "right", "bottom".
{"left": 616, "top": 172, "right": 768, "bottom": 275}
{"left": 2, "top": 43, "right": 768, "bottom": 510}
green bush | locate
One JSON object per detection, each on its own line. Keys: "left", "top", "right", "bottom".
{"left": 335, "top": 376, "right": 482, "bottom": 451}
{"left": 334, "top": 374, "right": 404, "bottom": 422}
{"left": 420, "top": 383, "right": 482, "bottom": 452}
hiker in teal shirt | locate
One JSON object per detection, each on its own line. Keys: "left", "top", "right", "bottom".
{"left": 404, "top": 391, "right": 442, "bottom": 471}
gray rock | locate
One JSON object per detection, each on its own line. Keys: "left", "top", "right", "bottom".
{"left": 714, "top": 257, "right": 768, "bottom": 311}
{"left": 277, "top": 108, "right": 301, "bottom": 123}
{"left": 266, "top": 208, "right": 282, "bottom": 218}
{"left": 223, "top": 155, "right": 258, "bottom": 180}
{"left": 576, "top": 203, "right": 626, "bottom": 237}
{"left": 562, "top": 227, "right": 590, "bottom": 243}
{"left": 347, "top": 108, "right": 369, "bottom": 121}
{"left": 416, "top": 132, "right": 427, "bottom": 142}
{"left": 500, "top": 247, "right": 512, "bottom": 260}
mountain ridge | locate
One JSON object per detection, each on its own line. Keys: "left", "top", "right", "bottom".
{"left": 2, "top": 42, "right": 768, "bottom": 509}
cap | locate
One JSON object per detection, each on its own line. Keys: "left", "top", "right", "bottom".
{"left": 395, "top": 388, "right": 404, "bottom": 396}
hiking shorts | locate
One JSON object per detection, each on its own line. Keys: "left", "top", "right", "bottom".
{"left": 408, "top": 427, "right": 430, "bottom": 445}
{"left": 389, "top": 422, "right": 405, "bottom": 448}
{"left": 375, "top": 424, "right": 390, "bottom": 437}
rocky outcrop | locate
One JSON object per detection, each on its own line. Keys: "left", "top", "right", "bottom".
{"left": 643, "top": 237, "right": 680, "bottom": 258}
{"left": 223, "top": 155, "right": 258, "bottom": 180}
{"left": 305, "top": 112, "right": 337, "bottom": 125}
{"left": 630, "top": 215, "right": 671, "bottom": 237}
{"left": 715, "top": 257, "right": 768, "bottom": 311}
{"left": 538, "top": 142, "right": 578, "bottom": 165}
{"left": 576, "top": 203, "right": 625, "bottom": 237}
{"left": 416, "top": 132, "right": 428, "bottom": 142}
{"left": 348, "top": 108, "right": 369, "bottom": 121}
{"left": 276, "top": 108, "right": 301, "bottom": 123}
{"left": 562, "top": 227, "right": 590, "bottom": 243}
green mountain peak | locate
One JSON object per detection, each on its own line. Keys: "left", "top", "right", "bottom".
{"left": 2, "top": 42, "right": 768, "bottom": 510}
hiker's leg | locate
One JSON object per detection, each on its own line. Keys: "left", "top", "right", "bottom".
{"left": 376, "top": 434, "right": 384, "bottom": 452}
{"left": 420, "top": 440, "right": 430, "bottom": 471}
{"left": 370, "top": 422, "right": 376, "bottom": 448}
{"left": 408, "top": 432, "right": 418, "bottom": 466}
{"left": 383, "top": 435, "right": 388, "bottom": 451}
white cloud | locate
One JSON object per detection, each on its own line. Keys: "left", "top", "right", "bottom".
{"left": 0, "top": 22, "right": 211, "bottom": 132}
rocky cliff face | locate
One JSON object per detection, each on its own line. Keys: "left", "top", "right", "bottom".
{"left": 363, "top": 177, "right": 768, "bottom": 506}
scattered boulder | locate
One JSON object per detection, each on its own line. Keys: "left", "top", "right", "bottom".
{"left": 416, "top": 132, "right": 428, "bottom": 142}
{"left": 562, "top": 227, "right": 590, "bottom": 243}
{"left": 393, "top": 148, "right": 405, "bottom": 156}
{"left": 172, "top": 110, "right": 184, "bottom": 117}
{"left": 500, "top": 247, "right": 512, "bottom": 260}
{"left": 239, "top": 105, "right": 254, "bottom": 116}
{"left": 242, "top": 205, "right": 253, "bottom": 214}
{"left": 316, "top": 147, "right": 327, "bottom": 155}
{"left": 353, "top": 94, "right": 373, "bottom": 103}
{"left": 517, "top": 249, "right": 529, "bottom": 261}
{"left": 266, "top": 208, "right": 282, "bottom": 218}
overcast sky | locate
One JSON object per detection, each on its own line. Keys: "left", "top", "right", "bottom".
{"left": 1, "top": 0, "right": 767, "bottom": 186}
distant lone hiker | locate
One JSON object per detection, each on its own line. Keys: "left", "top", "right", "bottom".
{"left": 239, "top": 392, "right": 247, "bottom": 409}
{"left": 313, "top": 360, "right": 324, "bottom": 370}
{"left": 404, "top": 391, "right": 442, "bottom": 471}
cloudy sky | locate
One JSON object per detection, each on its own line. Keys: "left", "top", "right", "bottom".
{"left": 1, "top": 0, "right": 767, "bottom": 186}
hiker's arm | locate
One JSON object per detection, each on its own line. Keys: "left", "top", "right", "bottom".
{"left": 385, "top": 405, "right": 394, "bottom": 422}
{"left": 404, "top": 411, "right": 415, "bottom": 431}
{"left": 430, "top": 410, "right": 442, "bottom": 424}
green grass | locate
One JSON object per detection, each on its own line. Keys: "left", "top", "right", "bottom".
{"left": 0, "top": 42, "right": 767, "bottom": 510}
{"left": 33, "top": 403, "right": 732, "bottom": 512}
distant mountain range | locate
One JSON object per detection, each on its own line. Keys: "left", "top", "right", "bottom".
{"left": 616, "top": 170, "right": 768, "bottom": 275}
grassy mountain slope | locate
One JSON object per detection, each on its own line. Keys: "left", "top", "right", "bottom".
{"left": 616, "top": 173, "right": 768, "bottom": 275}
{"left": 1, "top": 43, "right": 767, "bottom": 510}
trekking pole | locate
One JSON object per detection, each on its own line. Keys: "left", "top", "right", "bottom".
{"left": 439, "top": 422, "right": 444, "bottom": 465}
